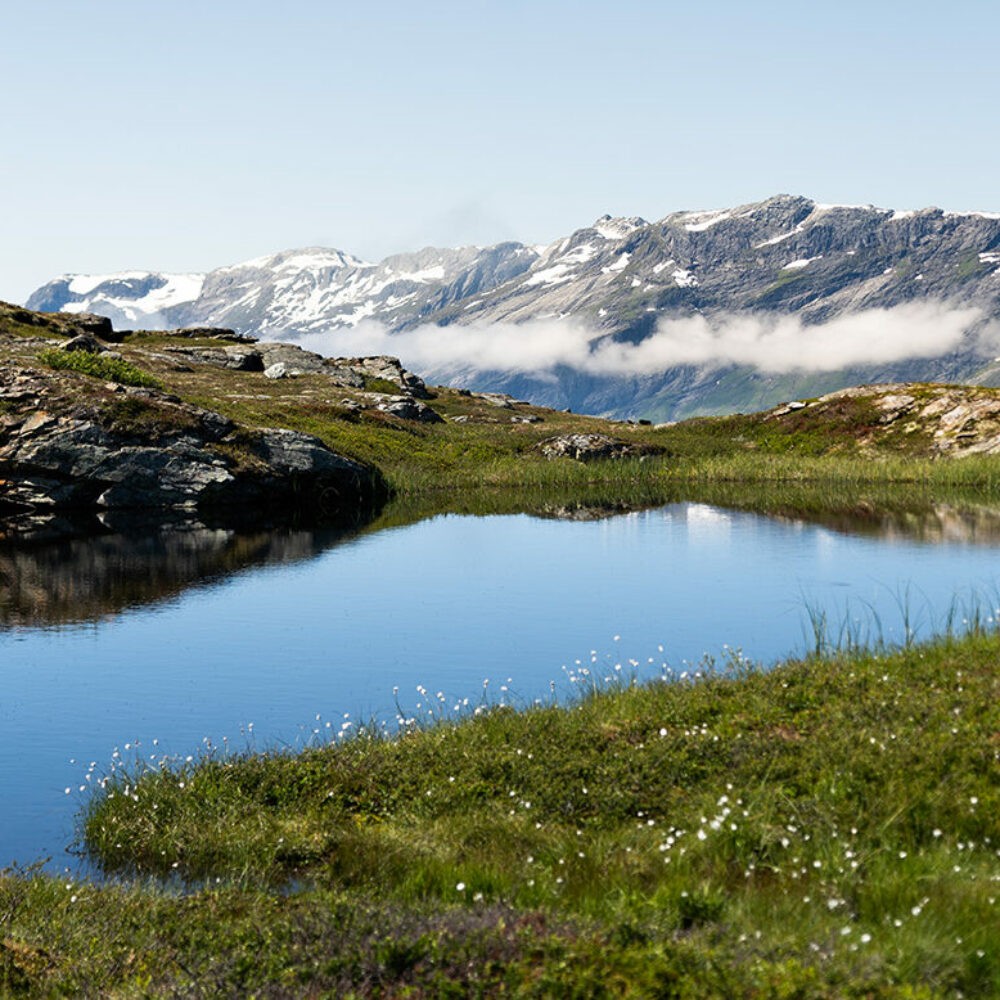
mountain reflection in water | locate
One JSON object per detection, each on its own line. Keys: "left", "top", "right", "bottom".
{"left": 4, "top": 499, "right": 1000, "bottom": 629}
{"left": 767, "top": 502, "right": 1000, "bottom": 546}
{"left": 0, "top": 519, "right": 358, "bottom": 628}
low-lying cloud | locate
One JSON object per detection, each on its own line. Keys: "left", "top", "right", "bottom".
{"left": 298, "top": 302, "right": 987, "bottom": 379}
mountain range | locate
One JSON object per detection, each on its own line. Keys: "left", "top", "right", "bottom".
{"left": 26, "top": 194, "right": 1000, "bottom": 420}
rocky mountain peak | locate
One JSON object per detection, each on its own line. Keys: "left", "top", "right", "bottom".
{"left": 591, "top": 215, "right": 649, "bottom": 240}
{"left": 24, "top": 194, "right": 1000, "bottom": 421}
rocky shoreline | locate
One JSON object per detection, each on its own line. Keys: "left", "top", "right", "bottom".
{"left": 0, "top": 309, "right": 392, "bottom": 525}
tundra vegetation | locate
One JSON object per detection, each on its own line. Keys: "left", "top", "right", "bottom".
{"left": 2, "top": 303, "right": 1000, "bottom": 996}
{"left": 2, "top": 630, "right": 997, "bottom": 997}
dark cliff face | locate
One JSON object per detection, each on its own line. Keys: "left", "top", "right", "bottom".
{"left": 408, "top": 196, "right": 1000, "bottom": 331}
{"left": 405, "top": 197, "right": 1000, "bottom": 418}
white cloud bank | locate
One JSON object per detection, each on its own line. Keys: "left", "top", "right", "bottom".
{"left": 298, "top": 302, "right": 987, "bottom": 378}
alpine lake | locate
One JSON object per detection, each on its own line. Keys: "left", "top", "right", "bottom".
{"left": 3, "top": 487, "right": 1000, "bottom": 874}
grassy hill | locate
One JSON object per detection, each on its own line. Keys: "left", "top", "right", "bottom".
{"left": 6, "top": 301, "right": 1000, "bottom": 514}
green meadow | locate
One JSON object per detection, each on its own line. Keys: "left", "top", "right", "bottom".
{"left": 1, "top": 628, "right": 996, "bottom": 996}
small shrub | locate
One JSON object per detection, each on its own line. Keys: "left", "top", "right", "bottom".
{"left": 676, "top": 885, "right": 727, "bottom": 929}
{"left": 37, "top": 348, "right": 162, "bottom": 389}
{"left": 364, "top": 376, "right": 403, "bottom": 395}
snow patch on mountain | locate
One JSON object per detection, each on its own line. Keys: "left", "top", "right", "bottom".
{"left": 682, "top": 209, "right": 732, "bottom": 232}
{"left": 26, "top": 271, "right": 205, "bottom": 328}
{"left": 755, "top": 228, "right": 801, "bottom": 248}
{"left": 592, "top": 215, "right": 646, "bottom": 240}
{"left": 602, "top": 253, "right": 631, "bottom": 274}
{"left": 525, "top": 264, "right": 576, "bottom": 287}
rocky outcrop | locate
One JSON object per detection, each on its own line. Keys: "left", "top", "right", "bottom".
{"left": 61, "top": 333, "right": 106, "bottom": 354}
{"left": 375, "top": 397, "right": 443, "bottom": 423}
{"left": 170, "top": 326, "right": 255, "bottom": 344}
{"left": 163, "top": 344, "right": 265, "bottom": 372}
{"left": 345, "top": 355, "right": 430, "bottom": 398}
{"left": 0, "top": 363, "right": 386, "bottom": 520}
{"left": 0, "top": 302, "right": 116, "bottom": 342}
{"left": 537, "top": 433, "right": 650, "bottom": 461}
{"left": 154, "top": 340, "right": 439, "bottom": 397}
{"left": 761, "top": 383, "right": 1000, "bottom": 457}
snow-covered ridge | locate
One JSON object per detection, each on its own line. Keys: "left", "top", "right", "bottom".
{"left": 26, "top": 271, "right": 205, "bottom": 328}
{"left": 24, "top": 194, "right": 1000, "bottom": 345}
{"left": 217, "top": 248, "right": 369, "bottom": 273}
{"left": 592, "top": 215, "right": 647, "bottom": 240}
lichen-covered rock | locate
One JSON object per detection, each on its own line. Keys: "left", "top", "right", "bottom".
{"left": 375, "top": 397, "right": 444, "bottom": 423}
{"left": 0, "top": 363, "right": 386, "bottom": 519}
{"left": 321, "top": 362, "right": 366, "bottom": 389}
{"left": 171, "top": 326, "right": 256, "bottom": 344}
{"left": 343, "top": 355, "right": 430, "bottom": 398}
{"left": 473, "top": 392, "right": 517, "bottom": 409}
{"left": 61, "top": 333, "right": 105, "bottom": 354}
{"left": 537, "top": 433, "right": 643, "bottom": 461}
{"left": 162, "top": 345, "right": 265, "bottom": 372}
{"left": 762, "top": 383, "right": 1000, "bottom": 456}
{"left": 258, "top": 342, "right": 328, "bottom": 374}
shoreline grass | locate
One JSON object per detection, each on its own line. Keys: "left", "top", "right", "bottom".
{"left": 0, "top": 628, "right": 982, "bottom": 996}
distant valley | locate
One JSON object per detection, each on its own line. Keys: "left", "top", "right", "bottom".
{"left": 27, "top": 195, "right": 1000, "bottom": 420}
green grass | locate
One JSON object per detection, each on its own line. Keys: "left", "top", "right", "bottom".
{"left": 177, "top": 373, "right": 1000, "bottom": 502}
{"left": 36, "top": 629, "right": 992, "bottom": 996}
{"left": 957, "top": 253, "right": 991, "bottom": 280}
{"left": 363, "top": 375, "right": 405, "bottom": 395}
{"left": 751, "top": 269, "right": 808, "bottom": 306}
{"left": 37, "top": 346, "right": 163, "bottom": 388}
{"left": 96, "top": 395, "right": 203, "bottom": 437}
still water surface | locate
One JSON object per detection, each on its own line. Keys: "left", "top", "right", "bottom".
{"left": 2, "top": 501, "right": 1000, "bottom": 871}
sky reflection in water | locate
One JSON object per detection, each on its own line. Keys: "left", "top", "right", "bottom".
{"left": 2, "top": 501, "right": 1000, "bottom": 872}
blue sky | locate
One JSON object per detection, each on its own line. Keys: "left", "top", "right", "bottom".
{"left": 2, "top": 0, "right": 998, "bottom": 303}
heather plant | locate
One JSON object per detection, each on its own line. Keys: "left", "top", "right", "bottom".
{"left": 37, "top": 346, "right": 162, "bottom": 388}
